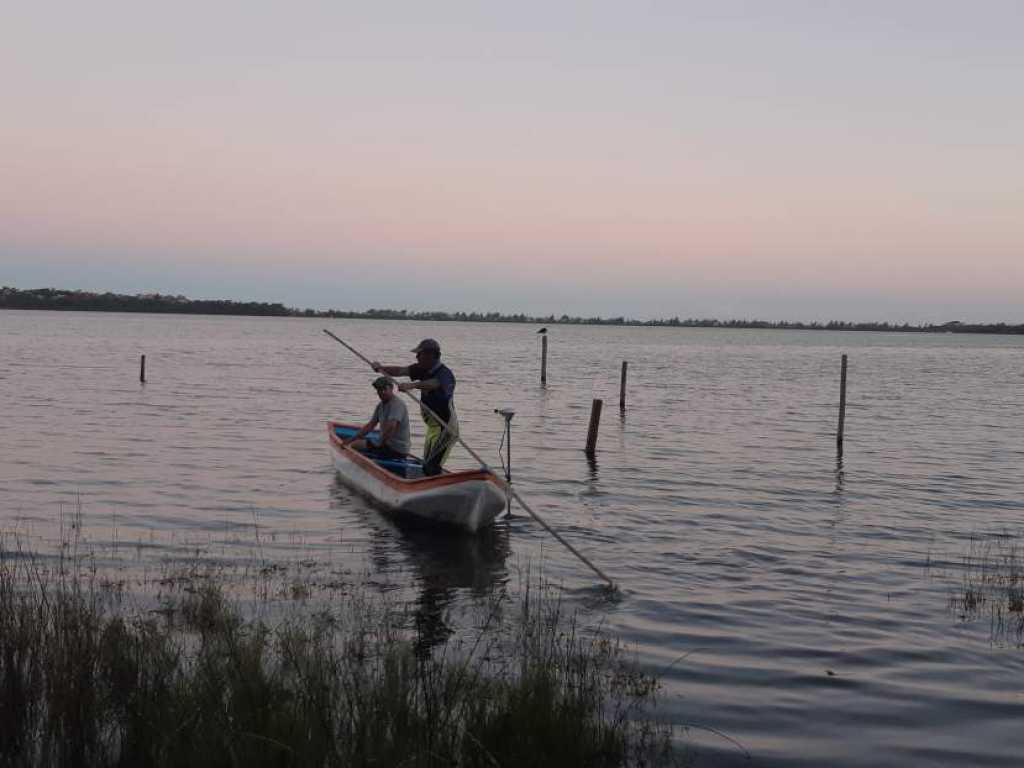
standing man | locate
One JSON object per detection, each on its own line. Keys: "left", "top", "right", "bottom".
{"left": 342, "top": 376, "right": 411, "bottom": 460}
{"left": 371, "top": 338, "right": 457, "bottom": 476}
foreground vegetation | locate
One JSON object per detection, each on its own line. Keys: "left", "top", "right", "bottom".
{"left": 948, "top": 534, "right": 1024, "bottom": 647}
{"left": 0, "top": 546, "right": 679, "bottom": 767}
{"left": 4, "top": 286, "right": 1022, "bottom": 333}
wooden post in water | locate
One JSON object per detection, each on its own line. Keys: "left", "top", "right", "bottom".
{"left": 540, "top": 334, "right": 548, "bottom": 386}
{"left": 140, "top": 354, "right": 146, "bottom": 384}
{"left": 585, "top": 398, "right": 603, "bottom": 456}
{"left": 619, "top": 361, "right": 628, "bottom": 410}
{"left": 837, "top": 354, "right": 847, "bottom": 453}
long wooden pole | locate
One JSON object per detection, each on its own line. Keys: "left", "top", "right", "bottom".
{"left": 323, "top": 329, "right": 614, "bottom": 588}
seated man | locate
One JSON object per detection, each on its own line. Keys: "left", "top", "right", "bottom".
{"left": 342, "top": 376, "right": 411, "bottom": 461}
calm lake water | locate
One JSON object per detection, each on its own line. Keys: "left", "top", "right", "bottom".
{"left": 3, "top": 310, "right": 1023, "bottom": 766}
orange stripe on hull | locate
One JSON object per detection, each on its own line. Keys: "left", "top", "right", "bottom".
{"left": 327, "top": 421, "right": 504, "bottom": 494}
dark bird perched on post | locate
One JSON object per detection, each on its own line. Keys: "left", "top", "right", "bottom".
{"left": 537, "top": 327, "right": 547, "bottom": 334}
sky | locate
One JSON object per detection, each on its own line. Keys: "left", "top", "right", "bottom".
{"left": 2, "top": 1, "right": 1022, "bottom": 322}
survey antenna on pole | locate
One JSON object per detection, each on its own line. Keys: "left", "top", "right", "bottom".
{"left": 494, "top": 407, "right": 515, "bottom": 516}
{"left": 323, "top": 329, "right": 615, "bottom": 588}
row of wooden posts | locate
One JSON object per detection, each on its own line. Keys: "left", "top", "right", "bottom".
{"left": 545, "top": 340, "right": 849, "bottom": 457}
{"left": 137, "top": 345, "right": 849, "bottom": 458}
{"left": 582, "top": 362, "right": 628, "bottom": 457}
{"left": 541, "top": 334, "right": 630, "bottom": 456}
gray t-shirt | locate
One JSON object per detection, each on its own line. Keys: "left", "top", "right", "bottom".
{"left": 372, "top": 397, "right": 410, "bottom": 455}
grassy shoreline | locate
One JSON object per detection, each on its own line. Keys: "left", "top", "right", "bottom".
{"left": 0, "top": 542, "right": 681, "bottom": 767}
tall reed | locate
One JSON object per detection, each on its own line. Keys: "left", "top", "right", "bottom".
{"left": 949, "top": 534, "right": 1024, "bottom": 647}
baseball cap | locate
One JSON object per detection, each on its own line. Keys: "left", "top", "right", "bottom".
{"left": 410, "top": 338, "right": 441, "bottom": 354}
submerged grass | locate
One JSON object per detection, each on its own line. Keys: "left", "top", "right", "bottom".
{"left": 948, "top": 534, "right": 1024, "bottom": 647}
{"left": 0, "top": 541, "right": 680, "bottom": 767}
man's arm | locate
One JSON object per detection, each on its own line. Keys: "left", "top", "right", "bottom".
{"left": 342, "top": 418, "right": 377, "bottom": 446}
{"left": 398, "top": 378, "right": 439, "bottom": 393}
{"left": 370, "top": 362, "right": 410, "bottom": 377}
{"left": 400, "top": 365, "right": 454, "bottom": 395}
{"left": 378, "top": 418, "right": 400, "bottom": 444}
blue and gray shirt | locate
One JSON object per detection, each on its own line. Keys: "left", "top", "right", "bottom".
{"left": 408, "top": 361, "right": 455, "bottom": 423}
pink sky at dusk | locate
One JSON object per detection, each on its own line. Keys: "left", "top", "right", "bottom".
{"left": 2, "top": 2, "right": 1022, "bottom": 321}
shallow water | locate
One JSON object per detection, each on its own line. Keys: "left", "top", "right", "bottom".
{"left": 2, "top": 310, "right": 1023, "bottom": 766}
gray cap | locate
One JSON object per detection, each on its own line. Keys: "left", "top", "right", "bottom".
{"left": 372, "top": 375, "right": 395, "bottom": 390}
{"left": 410, "top": 338, "right": 441, "bottom": 354}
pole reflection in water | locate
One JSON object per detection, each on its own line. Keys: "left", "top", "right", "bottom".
{"left": 833, "top": 454, "right": 845, "bottom": 494}
{"left": 583, "top": 453, "right": 602, "bottom": 504}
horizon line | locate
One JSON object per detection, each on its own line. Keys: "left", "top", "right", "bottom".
{"left": 3, "top": 286, "right": 1024, "bottom": 334}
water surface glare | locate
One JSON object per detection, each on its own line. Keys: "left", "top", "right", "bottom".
{"left": 2, "top": 311, "right": 1024, "bottom": 766}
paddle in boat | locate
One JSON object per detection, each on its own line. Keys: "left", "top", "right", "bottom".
{"left": 328, "top": 420, "right": 507, "bottom": 533}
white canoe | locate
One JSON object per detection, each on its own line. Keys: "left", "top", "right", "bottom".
{"left": 328, "top": 421, "right": 507, "bottom": 533}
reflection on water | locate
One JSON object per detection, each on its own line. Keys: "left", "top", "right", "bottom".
{"left": 403, "top": 523, "right": 511, "bottom": 655}
{"left": 331, "top": 477, "right": 510, "bottom": 654}
{"left": 833, "top": 455, "right": 845, "bottom": 494}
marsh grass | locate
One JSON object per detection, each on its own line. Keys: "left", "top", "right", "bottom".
{"left": 0, "top": 539, "right": 680, "bottom": 767}
{"left": 948, "top": 534, "right": 1024, "bottom": 647}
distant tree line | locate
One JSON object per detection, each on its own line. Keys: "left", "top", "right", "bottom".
{"left": 0, "top": 287, "right": 290, "bottom": 316}
{"left": 3, "top": 286, "right": 1023, "bottom": 334}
